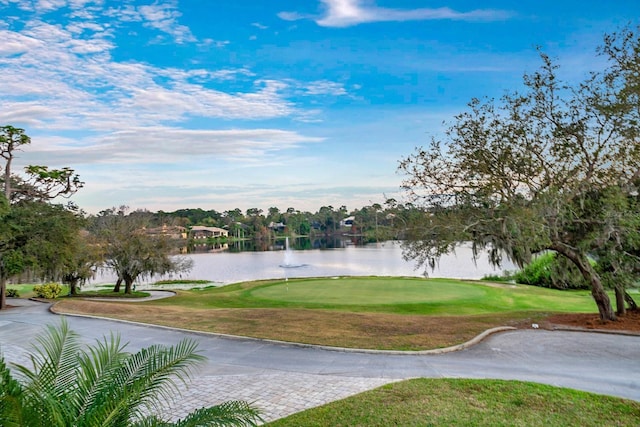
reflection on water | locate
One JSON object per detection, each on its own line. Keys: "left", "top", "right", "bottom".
{"left": 90, "top": 240, "right": 515, "bottom": 287}
{"left": 189, "top": 236, "right": 367, "bottom": 253}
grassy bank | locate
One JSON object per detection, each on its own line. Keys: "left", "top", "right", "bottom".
{"left": 6, "top": 284, "right": 151, "bottom": 299}
{"left": 52, "top": 277, "right": 601, "bottom": 350}
{"left": 267, "top": 378, "right": 640, "bottom": 426}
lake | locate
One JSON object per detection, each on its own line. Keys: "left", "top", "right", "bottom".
{"left": 90, "top": 240, "right": 516, "bottom": 287}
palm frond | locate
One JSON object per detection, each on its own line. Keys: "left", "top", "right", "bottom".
{"left": 97, "top": 339, "right": 205, "bottom": 425}
{"left": 3, "top": 322, "right": 259, "bottom": 427}
{"left": 73, "top": 332, "right": 129, "bottom": 423}
{"left": 172, "top": 401, "right": 263, "bottom": 427}
{"left": 10, "top": 319, "right": 81, "bottom": 426}
{"left": 133, "top": 401, "right": 263, "bottom": 427}
{"left": 21, "top": 318, "right": 81, "bottom": 396}
{"left": 0, "top": 355, "right": 24, "bottom": 427}
{"left": 131, "top": 416, "right": 172, "bottom": 427}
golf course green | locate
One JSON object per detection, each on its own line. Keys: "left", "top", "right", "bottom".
{"left": 250, "top": 277, "right": 488, "bottom": 305}
{"left": 241, "top": 277, "right": 598, "bottom": 315}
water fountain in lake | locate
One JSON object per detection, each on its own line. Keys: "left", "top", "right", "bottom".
{"left": 279, "top": 237, "right": 307, "bottom": 270}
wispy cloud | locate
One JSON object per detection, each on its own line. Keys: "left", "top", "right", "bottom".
{"left": 104, "top": 0, "right": 195, "bottom": 43}
{"left": 0, "top": 15, "right": 298, "bottom": 131}
{"left": 19, "top": 127, "right": 324, "bottom": 166}
{"left": 301, "top": 80, "right": 348, "bottom": 96}
{"left": 0, "top": 1, "right": 336, "bottom": 179}
{"left": 279, "top": 0, "right": 514, "bottom": 27}
{"left": 137, "top": 1, "right": 195, "bottom": 43}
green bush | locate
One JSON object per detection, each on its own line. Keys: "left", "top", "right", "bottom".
{"left": 513, "top": 253, "right": 554, "bottom": 287}
{"left": 32, "top": 283, "right": 63, "bottom": 299}
{"left": 6, "top": 288, "right": 19, "bottom": 298}
{"left": 513, "top": 252, "right": 589, "bottom": 290}
{"left": 481, "top": 272, "right": 514, "bottom": 282}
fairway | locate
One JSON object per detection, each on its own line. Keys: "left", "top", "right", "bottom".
{"left": 250, "top": 277, "right": 488, "bottom": 305}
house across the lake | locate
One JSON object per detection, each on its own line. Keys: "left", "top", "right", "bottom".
{"left": 340, "top": 216, "right": 355, "bottom": 227}
{"left": 144, "top": 225, "right": 187, "bottom": 239}
{"left": 190, "top": 225, "right": 229, "bottom": 239}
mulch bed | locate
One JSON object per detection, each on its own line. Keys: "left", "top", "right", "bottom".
{"left": 543, "top": 309, "right": 640, "bottom": 333}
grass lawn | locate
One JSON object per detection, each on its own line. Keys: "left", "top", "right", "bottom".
{"left": 72, "top": 288, "right": 151, "bottom": 298}
{"left": 53, "top": 277, "right": 602, "bottom": 350}
{"left": 6, "top": 284, "right": 149, "bottom": 299}
{"left": 240, "top": 277, "right": 596, "bottom": 314}
{"left": 7, "top": 283, "right": 70, "bottom": 299}
{"left": 266, "top": 378, "right": 640, "bottom": 426}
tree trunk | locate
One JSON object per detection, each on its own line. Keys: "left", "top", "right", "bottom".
{"left": 113, "top": 277, "right": 122, "bottom": 293}
{"left": 625, "top": 291, "right": 638, "bottom": 311}
{"left": 123, "top": 272, "right": 135, "bottom": 294}
{"left": 124, "top": 278, "right": 133, "bottom": 294}
{"left": 551, "top": 242, "right": 616, "bottom": 321}
{"left": 0, "top": 275, "right": 6, "bottom": 310}
{"left": 69, "top": 278, "right": 79, "bottom": 296}
{"left": 3, "top": 151, "right": 11, "bottom": 201}
{"left": 615, "top": 284, "right": 626, "bottom": 316}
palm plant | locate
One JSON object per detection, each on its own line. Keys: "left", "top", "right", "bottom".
{"left": 0, "top": 320, "right": 261, "bottom": 426}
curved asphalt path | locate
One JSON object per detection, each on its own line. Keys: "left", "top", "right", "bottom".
{"left": 1, "top": 298, "right": 639, "bottom": 423}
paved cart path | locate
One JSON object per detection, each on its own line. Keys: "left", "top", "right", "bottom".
{"left": 1, "top": 299, "right": 638, "bottom": 423}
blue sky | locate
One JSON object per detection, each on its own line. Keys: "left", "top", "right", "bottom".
{"left": 1, "top": 0, "right": 637, "bottom": 214}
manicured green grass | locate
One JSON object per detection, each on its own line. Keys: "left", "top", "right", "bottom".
{"left": 151, "top": 277, "right": 598, "bottom": 316}
{"left": 74, "top": 289, "right": 150, "bottom": 298}
{"left": 6, "top": 284, "right": 148, "bottom": 299}
{"left": 251, "top": 278, "right": 488, "bottom": 305}
{"left": 7, "top": 283, "right": 70, "bottom": 299}
{"left": 6, "top": 284, "right": 35, "bottom": 298}
{"left": 267, "top": 378, "right": 640, "bottom": 427}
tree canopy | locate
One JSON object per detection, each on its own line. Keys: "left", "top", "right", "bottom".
{"left": 399, "top": 26, "right": 640, "bottom": 321}
{"left": 90, "top": 207, "right": 193, "bottom": 294}
{"left": 0, "top": 126, "right": 84, "bottom": 309}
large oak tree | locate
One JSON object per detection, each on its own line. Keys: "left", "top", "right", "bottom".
{"left": 0, "top": 126, "right": 83, "bottom": 309}
{"left": 399, "top": 27, "right": 640, "bottom": 321}
{"left": 90, "top": 207, "right": 192, "bottom": 294}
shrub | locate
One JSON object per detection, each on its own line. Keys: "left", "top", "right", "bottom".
{"left": 481, "top": 272, "right": 514, "bottom": 282}
{"left": 32, "top": 283, "right": 63, "bottom": 299}
{"left": 6, "top": 288, "right": 19, "bottom": 298}
{"left": 513, "top": 253, "right": 554, "bottom": 287}
{"left": 513, "top": 252, "right": 589, "bottom": 290}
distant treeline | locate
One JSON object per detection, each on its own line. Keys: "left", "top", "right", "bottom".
{"left": 142, "top": 202, "right": 422, "bottom": 241}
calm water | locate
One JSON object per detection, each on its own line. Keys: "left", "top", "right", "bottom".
{"left": 90, "top": 241, "right": 515, "bottom": 287}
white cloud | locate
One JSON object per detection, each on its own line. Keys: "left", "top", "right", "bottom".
{"left": 200, "top": 38, "right": 230, "bottom": 48}
{"left": 137, "top": 1, "right": 195, "bottom": 43}
{"left": 18, "top": 127, "right": 324, "bottom": 166}
{"left": 104, "top": 1, "right": 194, "bottom": 43}
{"left": 0, "top": 0, "right": 385, "bottom": 213}
{"left": 35, "top": 0, "right": 67, "bottom": 11}
{"left": 0, "top": 29, "right": 43, "bottom": 55}
{"left": 0, "top": 0, "right": 35, "bottom": 11}
{"left": 66, "top": 20, "right": 106, "bottom": 34}
{"left": 0, "top": 16, "right": 299, "bottom": 130}
{"left": 303, "top": 80, "right": 347, "bottom": 96}
{"left": 279, "top": 0, "right": 514, "bottom": 27}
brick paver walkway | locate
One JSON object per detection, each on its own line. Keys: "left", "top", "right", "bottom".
{"left": 163, "top": 373, "right": 396, "bottom": 423}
